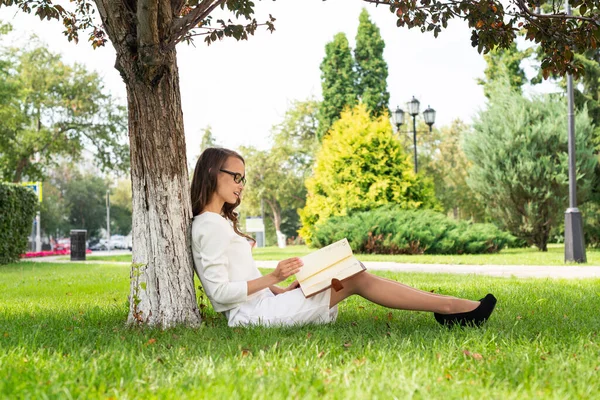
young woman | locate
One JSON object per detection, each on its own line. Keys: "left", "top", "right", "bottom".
{"left": 190, "top": 147, "right": 497, "bottom": 328}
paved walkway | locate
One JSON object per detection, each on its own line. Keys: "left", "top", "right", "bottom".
{"left": 25, "top": 252, "right": 600, "bottom": 279}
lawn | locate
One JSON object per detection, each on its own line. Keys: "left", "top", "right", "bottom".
{"left": 1, "top": 261, "right": 600, "bottom": 398}
{"left": 83, "top": 244, "right": 600, "bottom": 265}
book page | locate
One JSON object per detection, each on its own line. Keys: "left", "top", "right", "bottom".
{"left": 296, "top": 238, "right": 353, "bottom": 282}
{"left": 301, "top": 258, "right": 364, "bottom": 297}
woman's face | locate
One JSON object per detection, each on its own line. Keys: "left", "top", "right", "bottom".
{"left": 214, "top": 156, "right": 245, "bottom": 205}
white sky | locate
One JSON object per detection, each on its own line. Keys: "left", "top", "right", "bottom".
{"left": 1, "top": 0, "right": 495, "bottom": 162}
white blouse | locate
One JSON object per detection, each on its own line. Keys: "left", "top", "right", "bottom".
{"left": 191, "top": 212, "right": 266, "bottom": 312}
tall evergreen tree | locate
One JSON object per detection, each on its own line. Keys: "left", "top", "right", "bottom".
{"left": 318, "top": 33, "right": 357, "bottom": 139}
{"left": 354, "top": 8, "right": 390, "bottom": 117}
{"left": 464, "top": 80, "right": 597, "bottom": 251}
{"left": 477, "top": 42, "right": 532, "bottom": 98}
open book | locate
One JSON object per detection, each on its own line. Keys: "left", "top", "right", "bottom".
{"left": 296, "top": 238, "right": 366, "bottom": 298}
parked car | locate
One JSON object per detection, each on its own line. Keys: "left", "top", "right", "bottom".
{"left": 55, "top": 238, "right": 70, "bottom": 251}
{"left": 126, "top": 233, "right": 132, "bottom": 251}
{"left": 110, "top": 235, "right": 128, "bottom": 249}
{"left": 89, "top": 239, "right": 108, "bottom": 251}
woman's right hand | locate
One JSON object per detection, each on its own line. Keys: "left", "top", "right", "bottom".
{"left": 271, "top": 257, "right": 303, "bottom": 282}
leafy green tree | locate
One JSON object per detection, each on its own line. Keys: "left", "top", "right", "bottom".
{"left": 477, "top": 42, "right": 532, "bottom": 98}
{"left": 355, "top": 8, "right": 389, "bottom": 117}
{"left": 318, "top": 33, "right": 358, "bottom": 139}
{"left": 200, "top": 125, "right": 217, "bottom": 152}
{"left": 464, "top": 83, "right": 597, "bottom": 251}
{"left": 62, "top": 173, "right": 110, "bottom": 239}
{"left": 300, "top": 104, "right": 438, "bottom": 245}
{"left": 240, "top": 146, "right": 306, "bottom": 243}
{"left": 0, "top": 41, "right": 129, "bottom": 182}
{"left": 110, "top": 179, "right": 133, "bottom": 236}
{"left": 419, "top": 119, "right": 486, "bottom": 221}
{"left": 240, "top": 99, "right": 320, "bottom": 243}
{"left": 272, "top": 99, "right": 320, "bottom": 172}
{"left": 39, "top": 180, "right": 69, "bottom": 239}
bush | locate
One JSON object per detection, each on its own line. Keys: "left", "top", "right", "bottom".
{"left": 311, "top": 206, "right": 516, "bottom": 254}
{"left": 0, "top": 182, "right": 38, "bottom": 264}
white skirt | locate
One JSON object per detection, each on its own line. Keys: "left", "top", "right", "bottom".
{"left": 223, "top": 287, "right": 338, "bottom": 327}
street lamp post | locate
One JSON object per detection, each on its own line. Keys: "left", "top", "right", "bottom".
{"left": 564, "top": 1, "right": 587, "bottom": 263}
{"left": 392, "top": 96, "right": 436, "bottom": 173}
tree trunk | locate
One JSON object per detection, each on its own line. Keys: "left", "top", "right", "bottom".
{"left": 265, "top": 198, "right": 282, "bottom": 232}
{"left": 265, "top": 198, "right": 286, "bottom": 248}
{"left": 124, "top": 55, "right": 201, "bottom": 327}
{"left": 94, "top": 1, "right": 201, "bottom": 328}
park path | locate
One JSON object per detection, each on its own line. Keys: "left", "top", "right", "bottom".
{"left": 25, "top": 252, "right": 600, "bottom": 279}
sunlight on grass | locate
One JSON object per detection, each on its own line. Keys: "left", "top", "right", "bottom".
{"left": 1, "top": 261, "right": 600, "bottom": 398}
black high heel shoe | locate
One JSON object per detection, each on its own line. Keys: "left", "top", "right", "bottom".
{"left": 434, "top": 294, "right": 497, "bottom": 327}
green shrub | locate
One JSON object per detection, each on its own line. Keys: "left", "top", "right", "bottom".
{"left": 312, "top": 206, "right": 516, "bottom": 254}
{"left": 0, "top": 182, "right": 38, "bottom": 264}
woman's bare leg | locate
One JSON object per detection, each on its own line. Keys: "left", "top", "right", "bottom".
{"left": 378, "top": 275, "right": 455, "bottom": 298}
{"left": 329, "top": 271, "right": 479, "bottom": 313}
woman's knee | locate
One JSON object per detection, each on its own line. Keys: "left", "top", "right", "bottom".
{"left": 345, "top": 271, "right": 371, "bottom": 293}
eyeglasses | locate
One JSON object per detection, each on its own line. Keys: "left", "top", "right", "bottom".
{"left": 220, "top": 169, "right": 246, "bottom": 185}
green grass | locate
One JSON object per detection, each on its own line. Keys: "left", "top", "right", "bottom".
{"left": 84, "top": 244, "right": 600, "bottom": 265}
{"left": 1, "top": 261, "right": 600, "bottom": 398}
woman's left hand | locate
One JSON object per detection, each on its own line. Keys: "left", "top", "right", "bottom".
{"left": 283, "top": 280, "right": 300, "bottom": 292}
{"left": 271, "top": 280, "right": 300, "bottom": 296}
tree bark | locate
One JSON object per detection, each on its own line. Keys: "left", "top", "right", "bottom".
{"left": 95, "top": 0, "right": 201, "bottom": 328}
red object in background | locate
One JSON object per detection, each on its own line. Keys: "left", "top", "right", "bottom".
{"left": 20, "top": 249, "right": 92, "bottom": 258}
{"left": 55, "top": 238, "right": 71, "bottom": 251}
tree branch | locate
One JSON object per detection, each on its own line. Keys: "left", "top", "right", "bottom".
{"left": 169, "top": 0, "right": 226, "bottom": 44}
{"left": 515, "top": 0, "right": 599, "bottom": 24}
{"left": 360, "top": 0, "right": 600, "bottom": 24}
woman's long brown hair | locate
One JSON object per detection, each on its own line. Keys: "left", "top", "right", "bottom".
{"left": 191, "top": 147, "right": 255, "bottom": 243}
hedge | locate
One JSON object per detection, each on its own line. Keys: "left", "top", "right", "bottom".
{"left": 311, "top": 206, "right": 516, "bottom": 254}
{"left": 0, "top": 182, "right": 38, "bottom": 264}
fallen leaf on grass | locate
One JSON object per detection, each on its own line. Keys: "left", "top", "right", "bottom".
{"left": 387, "top": 312, "right": 393, "bottom": 321}
{"left": 463, "top": 350, "right": 483, "bottom": 360}
{"left": 306, "top": 332, "right": 313, "bottom": 339}
{"left": 353, "top": 357, "right": 366, "bottom": 366}
{"left": 516, "top": 315, "right": 522, "bottom": 320}
{"left": 146, "top": 338, "right": 157, "bottom": 345}
{"left": 241, "top": 348, "right": 252, "bottom": 357}
{"left": 351, "top": 322, "right": 357, "bottom": 327}
{"left": 343, "top": 342, "right": 352, "bottom": 348}
{"left": 317, "top": 351, "right": 325, "bottom": 358}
